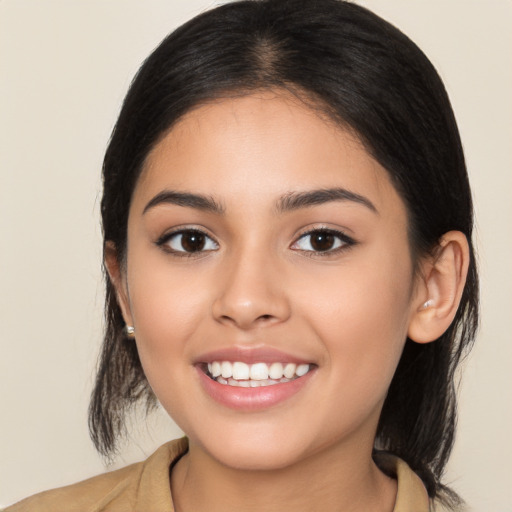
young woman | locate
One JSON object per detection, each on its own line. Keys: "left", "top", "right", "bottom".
{"left": 5, "top": 0, "right": 478, "bottom": 510}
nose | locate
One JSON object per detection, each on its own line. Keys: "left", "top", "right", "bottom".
{"left": 211, "top": 249, "right": 291, "bottom": 330}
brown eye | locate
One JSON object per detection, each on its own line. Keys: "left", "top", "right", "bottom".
{"left": 291, "top": 229, "right": 354, "bottom": 254}
{"left": 181, "top": 231, "right": 206, "bottom": 252}
{"left": 161, "top": 229, "right": 218, "bottom": 254}
{"left": 310, "top": 232, "right": 335, "bottom": 251}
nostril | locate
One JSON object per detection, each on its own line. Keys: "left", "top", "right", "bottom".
{"left": 212, "top": 293, "right": 291, "bottom": 328}
{"left": 257, "top": 314, "right": 276, "bottom": 323}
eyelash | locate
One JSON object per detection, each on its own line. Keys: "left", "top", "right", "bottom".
{"left": 155, "top": 227, "right": 356, "bottom": 258}
{"left": 156, "top": 228, "right": 219, "bottom": 258}
{"left": 292, "top": 227, "right": 356, "bottom": 257}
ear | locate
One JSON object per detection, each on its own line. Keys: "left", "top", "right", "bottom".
{"left": 104, "top": 241, "right": 134, "bottom": 326}
{"left": 408, "top": 231, "right": 470, "bottom": 344}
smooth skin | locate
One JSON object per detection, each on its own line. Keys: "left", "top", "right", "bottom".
{"left": 106, "top": 90, "right": 469, "bottom": 512}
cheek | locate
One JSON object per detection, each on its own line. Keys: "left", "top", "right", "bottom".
{"left": 297, "top": 249, "right": 414, "bottom": 399}
{"left": 125, "top": 251, "right": 212, "bottom": 379}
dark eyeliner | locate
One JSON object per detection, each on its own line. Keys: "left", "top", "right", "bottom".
{"left": 294, "top": 227, "right": 357, "bottom": 257}
{"left": 154, "top": 227, "right": 217, "bottom": 257}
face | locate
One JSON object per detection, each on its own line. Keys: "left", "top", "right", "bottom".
{"left": 115, "top": 91, "right": 421, "bottom": 471}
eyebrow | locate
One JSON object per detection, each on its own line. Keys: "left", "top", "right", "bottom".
{"left": 143, "top": 191, "right": 225, "bottom": 215}
{"left": 143, "top": 187, "right": 377, "bottom": 216}
{"left": 276, "top": 188, "right": 378, "bottom": 214}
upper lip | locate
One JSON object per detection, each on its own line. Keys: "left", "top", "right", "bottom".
{"left": 194, "top": 345, "right": 313, "bottom": 365}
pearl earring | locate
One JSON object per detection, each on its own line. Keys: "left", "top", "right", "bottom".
{"left": 124, "top": 325, "right": 135, "bottom": 339}
{"left": 421, "top": 299, "right": 434, "bottom": 309}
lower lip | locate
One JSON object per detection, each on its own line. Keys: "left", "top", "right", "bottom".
{"left": 196, "top": 367, "right": 315, "bottom": 411}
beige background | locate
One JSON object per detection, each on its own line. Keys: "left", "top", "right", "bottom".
{"left": 1, "top": 1, "right": 510, "bottom": 510}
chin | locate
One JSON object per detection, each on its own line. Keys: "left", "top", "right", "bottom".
{"left": 210, "top": 441, "right": 309, "bottom": 472}
{"left": 186, "top": 419, "right": 321, "bottom": 472}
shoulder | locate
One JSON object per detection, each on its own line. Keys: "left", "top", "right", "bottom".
{"left": 3, "top": 463, "right": 140, "bottom": 512}
{"left": 374, "top": 452, "right": 431, "bottom": 512}
{"left": 3, "top": 437, "right": 188, "bottom": 512}
{"left": 431, "top": 498, "right": 469, "bottom": 512}
{"left": 374, "top": 452, "right": 469, "bottom": 512}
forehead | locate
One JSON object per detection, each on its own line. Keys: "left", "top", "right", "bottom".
{"left": 135, "top": 90, "right": 405, "bottom": 219}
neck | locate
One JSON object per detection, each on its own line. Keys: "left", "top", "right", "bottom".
{"left": 170, "top": 437, "right": 397, "bottom": 512}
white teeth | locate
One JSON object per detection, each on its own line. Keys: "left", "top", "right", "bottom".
{"left": 211, "top": 361, "right": 222, "bottom": 378}
{"left": 283, "top": 363, "right": 296, "bottom": 379}
{"left": 296, "top": 364, "right": 309, "bottom": 377}
{"left": 232, "top": 362, "right": 250, "bottom": 380}
{"left": 221, "top": 361, "right": 232, "bottom": 378}
{"left": 269, "top": 362, "right": 284, "bottom": 379}
{"left": 206, "top": 360, "right": 312, "bottom": 384}
{"left": 250, "top": 362, "right": 269, "bottom": 380}
{"left": 220, "top": 377, "right": 293, "bottom": 388}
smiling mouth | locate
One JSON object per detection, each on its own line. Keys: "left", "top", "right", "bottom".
{"left": 202, "top": 361, "right": 313, "bottom": 388}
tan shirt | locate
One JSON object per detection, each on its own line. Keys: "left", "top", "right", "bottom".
{"left": 5, "top": 437, "right": 437, "bottom": 512}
